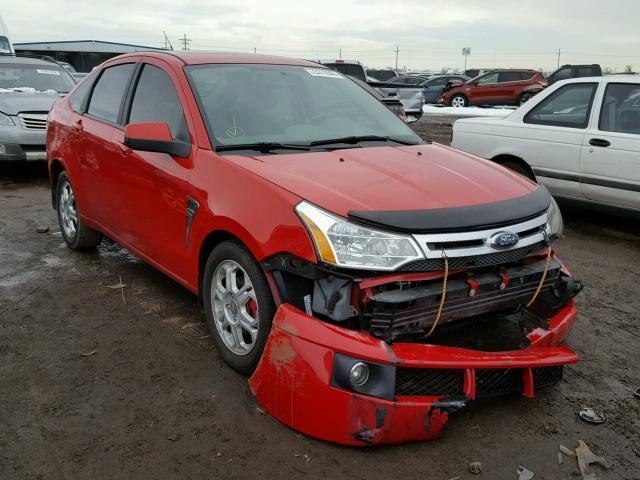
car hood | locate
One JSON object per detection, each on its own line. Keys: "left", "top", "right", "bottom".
{"left": 0, "top": 92, "right": 60, "bottom": 115}
{"left": 224, "top": 143, "right": 542, "bottom": 229}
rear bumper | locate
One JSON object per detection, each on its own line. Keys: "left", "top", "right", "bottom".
{"left": 249, "top": 301, "right": 578, "bottom": 445}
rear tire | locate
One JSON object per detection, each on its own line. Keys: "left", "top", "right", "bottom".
{"left": 56, "top": 171, "right": 103, "bottom": 250}
{"left": 450, "top": 94, "right": 468, "bottom": 108}
{"left": 500, "top": 160, "right": 536, "bottom": 181}
{"left": 203, "top": 241, "right": 276, "bottom": 375}
{"left": 518, "top": 93, "right": 533, "bottom": 106}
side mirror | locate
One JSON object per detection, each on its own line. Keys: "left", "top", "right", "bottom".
{"left": 124, "top": 122, "right": 190, "bottom": 158}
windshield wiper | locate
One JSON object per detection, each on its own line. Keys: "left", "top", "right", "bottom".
{"left": 309, "top": 135, "right": 420, "bottom": 147}
{"left": 215, "top": 142, "right": 312, "bottom": 153}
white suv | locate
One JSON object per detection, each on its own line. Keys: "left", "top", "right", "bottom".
{"left": 452, "top": 76, "right": 640, "bottom": 214}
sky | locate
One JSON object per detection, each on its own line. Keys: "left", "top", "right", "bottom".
{"left": 3, "top": 0, "right": 640, "bottom": 72}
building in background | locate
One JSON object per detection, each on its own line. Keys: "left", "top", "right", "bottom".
{"left": 13, "top": 40, "right": 166, "bottom": 72}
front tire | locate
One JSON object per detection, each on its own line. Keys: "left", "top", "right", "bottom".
{"left": 450, "top": 94, "right": 468, "bottom": 108}
{"left": 56, "top": 171, "right": 102, "bottom": 250}
{"left": 203, "top": 241, "right": 276, "bottom": 375}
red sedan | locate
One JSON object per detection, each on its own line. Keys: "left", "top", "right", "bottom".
{"left": 47, "top": 52, "right": 580, "bottom": 445}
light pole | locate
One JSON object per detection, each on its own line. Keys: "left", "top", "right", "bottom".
{"left": 462, "top": 47, "right": 471, "bottom": 72}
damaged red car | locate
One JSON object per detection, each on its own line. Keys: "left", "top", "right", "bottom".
{"left": 47, "top": 52, "right": 582, "bottom": 446}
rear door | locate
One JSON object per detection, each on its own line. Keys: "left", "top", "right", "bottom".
{"left": 109, "top": 57, "right": 196, "bottom": 282}
{"left": 74, "top": 61, "right": 137, "bottom": 226}
{"left": 579, "top": 81, "right": 640, "bottom": 209}
{"left": 520, "top": 82, "right": 599, "bottom": 199}
{"left": 495, "top": 71, "right": 522, "bottom": 103}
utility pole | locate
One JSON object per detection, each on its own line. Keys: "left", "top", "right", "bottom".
{"left": 162, "top": 30, "right": 173, "bottom": 51}
{"left": 179, "top": 34, "right": 191, "bottom": 51}
{"left": 254, "top": 47, "right": 257, "bottom": 54}
{"left": 339, "top": 48, "right": 342, "bottom": 59}
{"left": 395, "top": 45, "right": 399, "bottom": 71}
{"left": 556, "top": 48, "right": 562, "bottom": 68}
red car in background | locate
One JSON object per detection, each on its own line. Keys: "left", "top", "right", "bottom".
{"left": 440, "top": 69, "right": 548, "bottom": 107}
{"left": 47, "top": 52, "right": 580, "bottom": 445}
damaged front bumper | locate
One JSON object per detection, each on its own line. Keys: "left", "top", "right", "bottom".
{"left": 249, "top": 301, "right": 577, "bottom": 446}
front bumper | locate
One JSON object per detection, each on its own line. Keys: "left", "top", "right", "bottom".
{"left": 0, "top": 142, "right": 47, "bottom": 161}
{"left": 249, "top": 301, "right": 578, "bottom": 445}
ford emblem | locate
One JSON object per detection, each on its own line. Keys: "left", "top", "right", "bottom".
{"left": 487, "top": 231, "right": 520, "bottom": 250}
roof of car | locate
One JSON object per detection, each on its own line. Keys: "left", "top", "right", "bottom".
{"left": 110, "top": 51, "right": 325, "bottom": 68}
{"left": 0, "top": 55, "right": 64, "bottom": 66}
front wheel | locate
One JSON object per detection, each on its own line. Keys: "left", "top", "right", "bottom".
{"left": 203, "top": 241, "right": 276, "bottom": 375}
{"left": 450, "top": 94, "right": 468, "bottom": 108}
{"left": 56, "top": 171, "right": 102, "bottom": 249}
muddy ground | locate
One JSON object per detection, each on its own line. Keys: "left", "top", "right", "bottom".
{"left": 1, "top": 129, "right": 639, "bottom": 479}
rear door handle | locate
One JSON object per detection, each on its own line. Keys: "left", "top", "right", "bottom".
{"left": 589, "top": 138, "right": 611, "bottom": 148}
{"left": 72, "top": 119, "right": 83, "bottom": 131}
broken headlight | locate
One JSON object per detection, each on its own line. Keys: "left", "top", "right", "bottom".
{"left": 296, "top": 201, "right": 423, "bottom": 270}
{"left": 546, "top": 196, "right": 564, "bottom": 239}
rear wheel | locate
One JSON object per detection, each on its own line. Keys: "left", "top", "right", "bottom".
{"left": 56, "top": 171, "right": 102, "bottom": 249}
{"left": 518, "top": 92, "right": 534, "bottom": 106}
{"left": 450, "top": 94, "right": 468, "bottom": 108}
{"left": 203, "top": 241, "right": 276, "bottom": 375}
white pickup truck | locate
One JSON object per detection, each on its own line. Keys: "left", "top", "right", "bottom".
{"left": 452, "top": 76, "right": 640, "bottom": 214}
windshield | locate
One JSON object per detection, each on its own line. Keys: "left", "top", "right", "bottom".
{"left": 186, "top": 64, "right": 421, "bottom": 149}
{"left": 0, "top": 63, "right": 76, "bottom": 93}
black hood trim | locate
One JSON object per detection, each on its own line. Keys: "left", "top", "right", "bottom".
{"left": 348, "top": 186, "right": 551, "bottom": 233}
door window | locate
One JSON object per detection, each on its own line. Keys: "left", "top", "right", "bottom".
{"left": 87, "top": 63, "right": 135, "bottom": 123}
{"left": 552, "top": 68, "right": 572, "bottom": 82}
{"left": 577, "top": 67, "right": 596, "bottom": 77}
{"left": 428, "top": 77, "right": 448, "bottom": 87}
{"left": 128, "top": 64, "right": 188, "bottom": 141}
{"left": 524, "top": 83, "right": 597, "bottom": 128}
{"left": 599, "top": 83, "right": 640, "bottom": 134}
{"left": 498, "top": 72, "right": 521, "bottom": 83}
{"left": 519, "top": 72, "right": 536, "bottom": 80}
{"left": 477, "top": 73, "right": 499, "bottom": 85}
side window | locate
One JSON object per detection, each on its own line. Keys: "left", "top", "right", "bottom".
{"left": 599, "top": 83, "right": 640, "bottom": 134}
{"left": 128, "top": 64, "right": 188, "bottom": 141}
{"left": 477, "top": 73, "right": 499, "bottom": 85}
{"left": 428, "top": 77, "right": 448, "bottom": 87}
{"left": 87, "top": 64, "right": 135, "bottom": 123}
{"left": 498, "top": 72, "right": 521, "bottom": 83}
{"left": 524, "top": 83, "right": 597, "bottom": 128}
{"left": 519, "top": 72, "right": 535, "bottom": 81}
{"left": 69, "top": 73, "right": 96, "bottom": 112}
{"left": 553, "top": 68, "right": 572, "bottom": 81}
{"left": 577, "top": 67, "right": 595, "bottom": 77}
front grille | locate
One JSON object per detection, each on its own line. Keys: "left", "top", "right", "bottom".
{"left": 532, "top": 365, "right": 563, "bottom": 387}
{"left": 18, "top": 112, "right": 48, "bottom": 130}
{"left": 395, "top": 368, "right": 464, "bottom": 396}
{"left": 476, "top": 368, "right": 523, "bottom": 397}
{"left": 399, "top": 241, "right": 547, "bottom": 271}
{"left": 393, "top": 365, "right": 564, "bottom": 398}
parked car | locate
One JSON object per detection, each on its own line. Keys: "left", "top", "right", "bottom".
{"left": 0, "top": 56, "right": 77, "bottom": 161}
{"left": 47, "top": 51, "right": 579, "bottom": 446}
{"left": 350, "top": 76, "right": 410, "bottom": 122}
{"left": 315, "top": 59, "right": 368, "bottom": 82}
{"left": 452, "top": 76, "right": 640, "bottom": 214}
{"left": 546, "top": 64, "right": 602, "bottom": 85}
{"left": 0, "top": 15, "right": 14, "bottom": 55}
{"left": 366, "top": 68, "right": 397, "bottom": 81}
{"left": 440, "top": 69, "right": 548, "bottom": 107}
{"left": 390, "top": 74, "right": 470, "bottom": 103}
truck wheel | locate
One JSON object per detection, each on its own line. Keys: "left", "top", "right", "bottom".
{"left": 518, "top": 93, "right": 534, "bottom": 106}
{"left": 450, "top": 94, "right": 468, "bottom": 108}
{"left": 203, "top": 241, "right": 276, "bottom": 375}
{"left": 56, "top": 171, "right": 103, "bottom": 249}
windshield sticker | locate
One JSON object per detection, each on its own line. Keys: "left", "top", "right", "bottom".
{"left": 305, "top": 68, "right": 343, "bottom": 79}
{"left": 36, "top": 69, "right": 61, "bottom": 75}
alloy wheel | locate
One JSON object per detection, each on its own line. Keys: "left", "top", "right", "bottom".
{"left": 451, "top": 96, "right": 466, "bottom": 108}
{"left": 211, "top": 260, "right": 259, "bottom": 356}
{"left": 59, "top": 181, "right": 78, "bottom": 239}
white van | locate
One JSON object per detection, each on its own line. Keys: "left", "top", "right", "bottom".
{"left": 0, "top": 15, "right": 15, "bottom": 54}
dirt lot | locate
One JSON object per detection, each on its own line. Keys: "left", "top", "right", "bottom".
{"left": 1, "top": 138, "right": 639, "bottom": 478}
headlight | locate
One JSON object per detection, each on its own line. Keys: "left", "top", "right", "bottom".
{"left": 546, "top": 196, "right": 564, "bottom": 239}
{"left": 0, "top": 112, "right": 15, "bottom": 126}
{"left": 296, "top": 201, "right": 424, "bottom": 270}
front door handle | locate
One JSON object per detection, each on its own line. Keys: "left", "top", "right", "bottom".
{"left": 589, "top": 138, "right": 611, "bottom": 148}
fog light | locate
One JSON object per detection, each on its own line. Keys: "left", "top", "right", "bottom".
{"left": 349, "top": 362, "right": 370, "bottom": 387}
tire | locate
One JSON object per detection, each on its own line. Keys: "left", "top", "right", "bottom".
{"left": 500, "top": 160, "right": 536, "bottom": 181}
{"left": 56, "top": 171, "right": 103, "bottom": 250}
{"left": 449, "top": 94, "right": 468, "bottom": 108}
{"left": 203, "top": 241, "right": 276, "bottom": 375}
{"left": 518, "top": 93, "right": 533, "bottom": 106}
